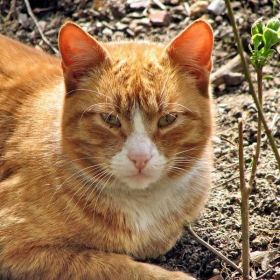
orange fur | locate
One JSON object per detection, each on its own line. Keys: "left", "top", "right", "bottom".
{"left": 0, "top": 20, "right": 213, "bottom": 279}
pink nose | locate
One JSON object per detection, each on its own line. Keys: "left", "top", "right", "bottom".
{"left": 129, "top": 153, "right": 151, "bottom": 172}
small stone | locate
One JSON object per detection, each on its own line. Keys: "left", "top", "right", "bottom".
{"left": 231, "top": 108, "right": 242, "bottom": 119}
{"left": 169, "top": 0, "right": 180, "bottom": 5}
{"left": 129, "top": 18, "right": 151, "bottom": 30}
{"left": 265, "top": 174, "right": 277, "bottom": 182}
{"left": 138, "top": 18, "right": 151, "bottom": 27}
{"left": 121, "top": 17, "right": 132, "bottom": 24}
{"left": 172, "top": 5, "right": 188, "bottom": 16}
{"left": 126, "top": 28, "right": 135, "bottom": 37}
{"left": 115, "top": 22, "right": 128, "bottom": 31}
{"left": 134, "top": 26, "right": 149, "bottom": 35}
{"left": 190, "top": 1, "right": 209, "bottom": 17}
{"left": 110, "top": 3, "right": 126, "bottom": 19}
{"left": 212, "top": 136, "right": 222, "bottom": 144}
{"left": 224, "top": 73, "right": 245, "bottom": 86}
{"left": 128, "top": 0, "right": 149, "bottom": 11}
{"left": 18, "top": 13, "right": 32, "bottom": 29}
{"left": 207, "top": 0, "right": 226, "bottom": 15}
{"left": 149, "top": 11, "right": 171, "bottom": 27}
{"left": 129, "top": 12, "right": 146, "bottom": 19}
{"left": 102, "top": 28, "right": 113, "bottom": 37}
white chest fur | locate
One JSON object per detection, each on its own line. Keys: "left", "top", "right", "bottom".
{"left": 108, "top": 155, "right": 211, "bottom": 233}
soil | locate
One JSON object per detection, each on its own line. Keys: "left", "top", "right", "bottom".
{"left": 0, "top": 1, "right": 279, "bottom": 279}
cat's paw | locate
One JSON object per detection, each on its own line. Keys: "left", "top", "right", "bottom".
{"left": 140, "top": 263, "right": 196, "bottom": 280}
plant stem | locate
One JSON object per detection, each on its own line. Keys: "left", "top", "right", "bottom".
{"left": 224, "top": 0, "right": 280, "bottom": 170}
{"left": 184, "top": 224, "right": 243, "bottom": 274}
{"left": 238, "top": 119, "right": 250, "bottom": 280}
{"left": 249, "top": 69, "right": 263, "bottom": 188}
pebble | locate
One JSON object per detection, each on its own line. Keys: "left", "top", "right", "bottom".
{"left": 120, "top": 17, "right": 132, "bottom": 24}
{"left": 128, "top": 0, "right": 149, "bottom": 10}
{"left": 265, "top": 174, "right": 277, "bottom": 182}
{"left": 102, "top": 27, "right": 113, "bottom": 36}
{"left": 224, "top": 73, "right": 245, "bottom": 86}
{"left": 207, "top": 0, "right": 226, "bottom": 15}
{"left": 110, "top": 3, "right": 126, "bottom": 19}
{"left": 190, "top": 1, "right": 209, "bottom": 17}
{"left": 115, "top": 22, "right": 128, "bottom": 31}
{"left": 130, "top": 18, "right": 151, "bottom": 30}
{"left": 149, "top": 11, "right": 171, "bottom": 26}
{"left": 231, "top": 108, "right": 242, "bottom": 119}
{"left": 129, "top": 12, "right": 146, "bottom": 19}
{"left": 18, "top": 13, "right": 32, "bottom": 29}
{"left": 171, "top": 5, "right": 188, "bottom": 16}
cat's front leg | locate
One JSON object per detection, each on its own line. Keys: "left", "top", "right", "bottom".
{"left": 0, "top": 246, "right": 195, "bottom": 280}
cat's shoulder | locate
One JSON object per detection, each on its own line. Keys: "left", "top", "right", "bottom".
{"left": 0, "top": 34, "right": 59, "bottom": 64}
{"left": 0, "top": 34, "right": 62, "bottom": 101}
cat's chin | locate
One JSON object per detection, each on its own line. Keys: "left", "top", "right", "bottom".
{"left": 120, "top": 173, "right": 158, "bottom": 190}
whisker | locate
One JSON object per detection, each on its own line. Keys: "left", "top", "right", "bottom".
{"left": 47, "top": 164, "right": 107, "bottom": 208}
{"left": 92, "top": 172, "right": 114, "bottom": 211}
{"left": 61, "top": 166, "right": 112, "bottom": 223}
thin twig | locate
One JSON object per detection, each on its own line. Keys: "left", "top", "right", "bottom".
{"left": 5, "top": 0, "right": 17, "bottom": 21}
{"left": 184, "top": 224, "right": 243, "bottom": 275}
{"left": 224, "top": 0, "right": 280, "bottom": 170}
{"left": 219, "top": 136, "right": 236, "bottom": 147}
{"left": 23, "top": 0, "right": 59, "bottom": 54}
{"left": 249, "top": 69, "right": 263, "bottom": 188}
{"left": 238, "top": 119, "right": 250, "bottom": 280}
{"left": 214, "top": 175, "right": 239, "bottom": 188}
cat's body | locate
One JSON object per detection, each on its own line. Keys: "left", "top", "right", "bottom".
{"left": 0, "top": 21, "right": 213, "bottom": 279}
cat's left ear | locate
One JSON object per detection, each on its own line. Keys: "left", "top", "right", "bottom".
{"left": 59, "top": 22, "right": 109, "bottom": 89}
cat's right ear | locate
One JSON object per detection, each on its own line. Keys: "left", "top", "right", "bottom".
{"left": 59, "top": 22, "right": 109, "bottom": 89}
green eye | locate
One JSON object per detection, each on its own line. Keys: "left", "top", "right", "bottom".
{"left": 158, "top": 114, "right": 178, "bottom": 128}
{"left": 101, "top": 113, "right": 121, "bottom": 127}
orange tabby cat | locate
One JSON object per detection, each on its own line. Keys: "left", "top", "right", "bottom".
{"left": 0, "top": 20, "right": 213, "bottom": 279}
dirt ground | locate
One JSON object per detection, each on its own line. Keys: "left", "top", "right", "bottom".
{"left": 0, "top": 0, "right": 279, "bottom": 279}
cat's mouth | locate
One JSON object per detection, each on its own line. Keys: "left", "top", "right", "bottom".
{"left": 128, "top": 171, "right": 151, "bottom": 181}
{"left": 123, "top": 172, "right": 155, "bottom": 190}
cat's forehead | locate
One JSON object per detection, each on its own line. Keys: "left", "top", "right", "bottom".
{"left": 92, "top": 44, "right": 168, "bottom": 115}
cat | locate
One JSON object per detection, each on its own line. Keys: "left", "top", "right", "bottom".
{"left": 0, "top": 19, "right": 213, "bottom": 279}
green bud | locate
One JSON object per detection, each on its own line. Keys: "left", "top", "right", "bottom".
{"left": 264, "top": 49, "right": 276, "bottom": 58}
{"left": 267, "top": 18, "right": 280, "bottom": 32}
{"left": 252, "top": 18, "right": 264, "bottom": 36}
{"left": 252, "top": 34, "right": 263, "bottom": 50}
{"left": 250, "top": 17, "right": 280, "bottom": 70}
{"left": 263, "top": 27, "right": 279, "bottom": 50}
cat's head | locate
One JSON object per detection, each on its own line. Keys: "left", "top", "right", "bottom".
{"left": 59, "top": 21, "right": 213, "bottom": 190}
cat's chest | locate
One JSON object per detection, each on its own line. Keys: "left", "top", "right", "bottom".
{"left": 109, "top": 157, "right": 209, "bottom": 233}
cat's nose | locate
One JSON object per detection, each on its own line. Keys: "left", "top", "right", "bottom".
{"left": 128, "top": 153, "right": 151, "bottom": 172}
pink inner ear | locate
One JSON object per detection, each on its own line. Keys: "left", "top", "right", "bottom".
{"left": 59, "top": 22, "right": 108, "bottom": 72}
{"left": 166, "top": 20, "right": 213, "bottom": 71}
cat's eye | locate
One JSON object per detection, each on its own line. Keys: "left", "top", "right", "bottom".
{"left": 158, "top": 114, "right": 178, "bottom": 128}
{"left": 101, "top": 113, "right": 121, "bottom": 127}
